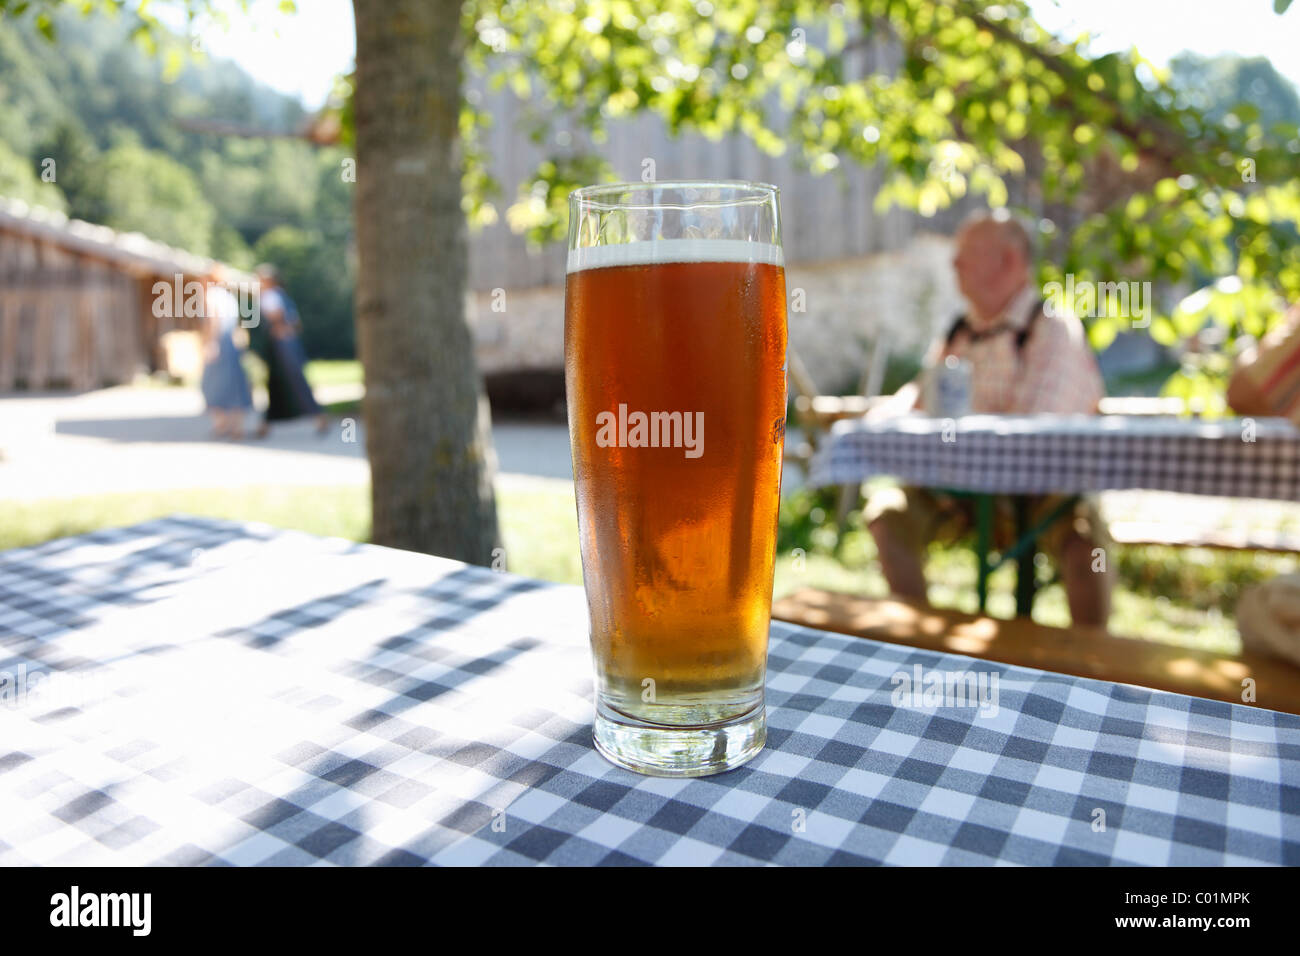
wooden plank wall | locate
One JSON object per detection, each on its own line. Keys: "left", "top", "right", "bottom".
{"left": 464, "top": 35, "right": 973, "bottom": 293}
{"left": 0, "top": 227, "right": 153, "bottom": 390}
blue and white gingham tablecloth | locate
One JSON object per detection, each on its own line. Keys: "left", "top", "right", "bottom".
{"left": 1, "top": 517, "right": 1297, "bottom": 865}
{"left": 808, "top": 414, "right": 1300, "bottom": 499}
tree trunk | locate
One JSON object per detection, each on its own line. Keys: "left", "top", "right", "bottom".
{"left": 351, "top": 0, "right": 501, "bottom": 564}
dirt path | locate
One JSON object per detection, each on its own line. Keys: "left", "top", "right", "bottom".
{"left": 0, "top": 384, "right": 581, "bottom": 500}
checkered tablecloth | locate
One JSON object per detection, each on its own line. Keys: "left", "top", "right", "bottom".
{"left": 2, "top": 516, "right": 1297, "bottom": 866}
{"left": 808, "top": 414, "right": 1300, "bottom": 499}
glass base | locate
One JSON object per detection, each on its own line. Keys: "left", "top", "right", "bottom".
{"left": 592, "top": 698, "right": 766, "bottom": 777}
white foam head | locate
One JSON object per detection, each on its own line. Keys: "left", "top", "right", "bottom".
{"left": 567, "top": 238, "right": 784, "bottom": 274}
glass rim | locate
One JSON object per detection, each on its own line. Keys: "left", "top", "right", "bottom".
{"left": 569, "top": 179, "right": 779, "bottom": 211}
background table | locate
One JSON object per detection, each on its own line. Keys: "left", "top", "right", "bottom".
{"left": 807, "top": 413, "right": 1300, "bottom": 499}
{"left": 807, "top": 414, "right": 1300, "bottom": 613}
{"left": 2, "top": 517, "right": 1297, "bottom": 865}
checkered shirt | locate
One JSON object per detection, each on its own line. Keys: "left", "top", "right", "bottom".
{"left": 925, "top": 285, "right": 1105, "bottom": 415}
{"left": 1, "top": 517, "right": 1297, "bottom": 865}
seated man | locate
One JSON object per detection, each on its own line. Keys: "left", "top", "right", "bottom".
{"left": 865, "top": 212, "right": 1112, "bottom": 627}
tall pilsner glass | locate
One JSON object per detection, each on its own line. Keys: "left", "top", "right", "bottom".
{"left": 564, "top": 181, "right": 787, "bottom": 776}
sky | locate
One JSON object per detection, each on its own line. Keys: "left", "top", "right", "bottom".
{"left": 185, "top": 0, "right": 1300, "bottom": 110}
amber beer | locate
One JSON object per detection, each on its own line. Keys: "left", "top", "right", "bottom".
{"left": 565, "top": 182, "right": 786, "bottom": 776}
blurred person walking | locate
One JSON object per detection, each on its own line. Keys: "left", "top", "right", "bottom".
{"left": 252, "top": 264, "right": 328, "bottom": 438}
{"left": 199, "top": 265, "right": 253, "bottom": 440}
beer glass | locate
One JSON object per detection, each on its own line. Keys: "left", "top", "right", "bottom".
{"left": 564, "top": 181, "right": 787, "bottom": 776}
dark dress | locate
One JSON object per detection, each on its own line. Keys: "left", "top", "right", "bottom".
{"left": 253, "top": 289, "right": 322, "bottom": 422}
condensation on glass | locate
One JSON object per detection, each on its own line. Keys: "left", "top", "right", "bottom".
{"left": 565, "top": 181, "right": 787, "bottom": 776}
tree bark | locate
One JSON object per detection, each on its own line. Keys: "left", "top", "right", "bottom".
{"left": 351, "top": 0, "right": 501, "bottom": 564}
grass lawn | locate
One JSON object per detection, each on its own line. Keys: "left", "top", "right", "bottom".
{"left": 5, "top": 486, "right": 373, "bottom": 551}
{"left": 3, "top": 483, "right": 580, "bottom": 588}
{"left": 8, "top": 481, "right": 1277, "bottom": 655}
{"left": 232, "top": 357, "right": 361, "bottom": 401}
{"left": 305, "top": 360, "right": 364, "bottom": 389}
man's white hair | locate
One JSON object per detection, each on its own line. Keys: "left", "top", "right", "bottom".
{"left": 957, "top": 209, "right": 1034, "bottom": 262}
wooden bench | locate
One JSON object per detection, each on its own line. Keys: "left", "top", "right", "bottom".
{"left": 1107, "top": 520, "right": 1300, "bottom": 555}
{"left": 772, "top": 588, "right": 1300, "bottom": 715}
{"left": 1096, "top": 396, "right": 1189, "bottom": 416}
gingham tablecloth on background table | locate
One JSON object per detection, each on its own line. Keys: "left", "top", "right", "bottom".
{"left": 808, "top": 414, "right": 1300, "bottom": 499}
{"left": 1, "top": 516, "right": 1297, "bottom": 866}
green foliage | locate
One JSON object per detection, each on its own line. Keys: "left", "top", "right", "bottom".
{"left": 0, "top": 139, "right": 66, "bottom": 210}
{"left": 776, "top": 485, "right": 843, "bottom": 556}
{"left": 84, "top": 141, "right": 217, "bottom": 252}
{"left": 0, "top": 7, "right": 354, "bottom": 352}
{"left": 1170, "top": 52, "right": 1300, "bottom": 132}
{"left": 0, "top": 9, "right": 320, "bottom": 246}
{"left": 252, "top": 225, "right": 355, "bottom": 359}
{"left": 6, "top": 0, "right": 1300, "bottom": 391}
{"left": 1114, "top": 544, "right": 1292, "bottom": 620}
{"left": 459, "top": 0, "right": 1300, "bottom": 402}
{"left": 32, "top": 121, "right": 96, "bottom": 212}
{"left": 880, "top": 353, "right": 924, "bottom": 397}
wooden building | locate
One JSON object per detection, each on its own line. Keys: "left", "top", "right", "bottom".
{"left": 0, "top": 196, "right": 244, "bottom": 391}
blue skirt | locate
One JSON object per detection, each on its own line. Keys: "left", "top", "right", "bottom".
{"left": 201, "top": 334, "right": 253, "bottom": 411}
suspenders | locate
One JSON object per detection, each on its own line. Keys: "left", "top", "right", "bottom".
{"left": 944, "top": 298, "right": 1046, "bottom": 355}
